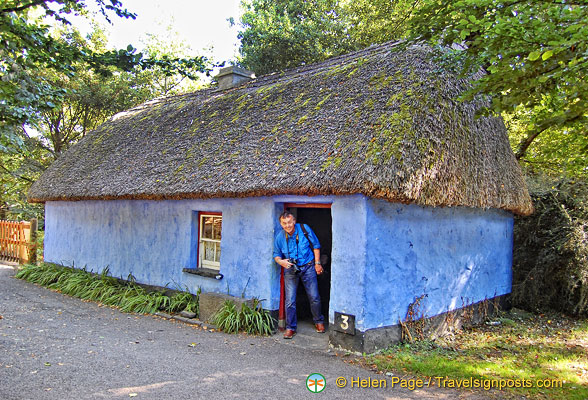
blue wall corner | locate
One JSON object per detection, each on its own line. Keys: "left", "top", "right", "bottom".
{"left": 328, "top": 195, "right": 368, "bottom": 327}
{"left": 362, "top": 200, "right": 514, "bottom": 330}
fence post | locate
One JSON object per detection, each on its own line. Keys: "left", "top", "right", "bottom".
{"left": 29, "top": 218, "right": 38, "bottom": 265}
{"left": 19, "top": 222, "right": 29, "bottom": 264}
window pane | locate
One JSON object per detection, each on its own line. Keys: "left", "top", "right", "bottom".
{"left": 203, "top": 241, "right": 215, "bottom": 262}
{"left": 203, "top": 217, "right": 213, "bottom": 239}
{"left": 198, "top": 214, "right": 222, "bottom": 269}
{"left": 215, "top": 243, "right": 221, "bottom": 262}
{"left": 213, "top": 217, "right": 222, "bottom": 240}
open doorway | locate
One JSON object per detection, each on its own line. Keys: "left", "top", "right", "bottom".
{"left": 284, "top": 204, "right": 332, "bottom": 326}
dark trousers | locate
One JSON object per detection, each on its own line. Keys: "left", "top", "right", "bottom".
{"left": 284, "top": 263, "right": 324, "bottom": 331}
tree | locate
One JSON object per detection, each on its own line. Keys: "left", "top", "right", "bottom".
{"left": 32, "top": 26, "right": 156, "bottom": 157}
{"left": 341, "top": 0, "right": 417, "bottom": 47}
{"left": 0, "top": 131, "right": 47, "bottom": 220}
{"left": 0, "top": 24, "right": 153, "bottom": 219}
{"left": 404, "top": 0, "right": 587, "bottom": 163}
{"left": 0, "top": 0, "right": 209, "bottom": 145}
{"left": 236, "top": 0, "right": 422, "bottom": 74}
{"left": 0, "top": 3, "right": 211, "bottom": 219}
{"left": 505, "top": 101, "right": 588, "bottom": 177}
{"left": 237, "top": 0, "right": 356, "bottom": 75}
{"left": 139, "top": 23, "right": 206, "bottom": 97}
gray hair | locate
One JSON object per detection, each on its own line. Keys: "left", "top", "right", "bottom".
{"left": 279, "top": 211, "right": 295, "bottom": 221}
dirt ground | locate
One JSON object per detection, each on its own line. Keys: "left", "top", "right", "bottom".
{"left": 0, "top": 263, "right": 501, "bottom": 399}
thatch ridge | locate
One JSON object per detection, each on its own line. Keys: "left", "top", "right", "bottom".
{"left": 28, "top": 42, "right": 533, "bottom": 215}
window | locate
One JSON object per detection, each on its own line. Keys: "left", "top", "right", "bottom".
{"left": 198, "top": 213, "right": 222, "bottom": 270}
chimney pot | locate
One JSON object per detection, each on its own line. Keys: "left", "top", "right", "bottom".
{"left": 216, "top": 66, "right": 254, "bottom": 90}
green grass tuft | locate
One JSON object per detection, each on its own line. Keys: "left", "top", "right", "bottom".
{"left": 16, "top": 263, "right": 200, "bottom": 317}
{"left": 212, "top": 298, "right": 275, "bottom": 336}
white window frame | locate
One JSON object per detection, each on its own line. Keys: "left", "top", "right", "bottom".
{"left": 198, "top": 213, "right": 222, "bottom": 270}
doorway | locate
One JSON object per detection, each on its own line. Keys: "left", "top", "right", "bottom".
{"left": 284, "top": 204, "right": 332, "bottom": 325}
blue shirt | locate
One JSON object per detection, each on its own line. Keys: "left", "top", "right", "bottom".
{"left": 273, "top": 223, "right": 321, "bottom": 266}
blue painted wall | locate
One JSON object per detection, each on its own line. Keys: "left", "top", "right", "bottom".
{"left": 44, "top": 195, "right": 513, "bottom": 333}
{"left": 328, "top": 195, "right": 368, "bottom": 328}
{"left": 44, "top": 198, "right": 280, "bottom": 309}
{"left": 361, "top": 199, "right": 513, "bottom": 330}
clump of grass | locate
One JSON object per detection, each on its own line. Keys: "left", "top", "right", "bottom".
{"left": 365, "top": 309, "right": 588, "bottom": 399}
{"left": 212, "top": 299, "right": 275, "bottom": 336}
{"left": 169, "top": 288, "right": 200, "bottom": 315}
{"left": 16, "top": 263, "right": 199, "bottom": 316}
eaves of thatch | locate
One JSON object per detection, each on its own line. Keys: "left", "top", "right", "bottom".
{"left": 28, "top": 42, "right": 533, "bottom": 216}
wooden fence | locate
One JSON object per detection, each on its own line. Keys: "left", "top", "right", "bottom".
{"left": 0, "top": 219, "right": 37, "bottom": 264}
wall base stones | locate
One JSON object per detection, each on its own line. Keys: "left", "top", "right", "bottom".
{"left": 329, "top": 295, "right": 510, "bottom": 353}
{"left": 198, "top": 292, "right": 254, "bottom": 323}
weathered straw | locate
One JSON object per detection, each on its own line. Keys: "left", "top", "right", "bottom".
{"left": 28, "top": 42, "right": 533, "bottom": 215}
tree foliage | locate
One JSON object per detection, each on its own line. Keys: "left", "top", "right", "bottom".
{"left": 506, "top": 102, "right": 588, "bottom": 177}
{"left": 139, "top": 24, "right": 206, "bottom": 97}
{"left": 0, "top": 132, "right": 47, "bottom": 220}
{"left": 236, "top": 0, "right": 587, "bottom": 176}
{"left": 0, "top": 1, "right": 211, "bottom": 219}
{"left": 342, "top": 0, "right": 417, "bottom": 47}
{"left": 405, "top": 0, "right": 587, "bottom": 166}
{"left": 0, "top": 0, "right": 210, "bottom": 142}
{"left": 0, "top": 25, "right": 156, "bottom": 220}
{"left": 33, "top": 27, "right": 156, "bottom": 156}
{"left": 237, "top": 0, "right": 355, "bottom": 75}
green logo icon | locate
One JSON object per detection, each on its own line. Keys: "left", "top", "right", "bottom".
{"left": 306, "top": 373, "right": 326, "bottom": 393}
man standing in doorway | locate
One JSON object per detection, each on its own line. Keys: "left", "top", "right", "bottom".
{"left": 273, "top": 211, "right": 325, "bottom": 339}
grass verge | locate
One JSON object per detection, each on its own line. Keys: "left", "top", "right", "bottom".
{"left": 15, "top": 263, "right": 199, "bottom": 316}
{"left": 358, "top": 309, "right": 588, "bottom": 399}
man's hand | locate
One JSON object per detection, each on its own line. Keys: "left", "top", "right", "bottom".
{"left": 315, "top": 264, "right": 324, "bottom": 275}
{"left": 276, "top": 258, "right": 294, "bottom": 269}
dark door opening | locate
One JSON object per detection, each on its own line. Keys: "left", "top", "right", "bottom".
{"left": 285, "top": 205, "right": 332, "bottom": 325}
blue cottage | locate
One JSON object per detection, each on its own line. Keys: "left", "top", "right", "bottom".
{"left": 28, "top": 42, "right": 533, "bottom": 352}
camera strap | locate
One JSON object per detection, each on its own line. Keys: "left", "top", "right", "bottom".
{"left": 284, "top": 229, "right": 299, "bottom": 262}
{"left": 299, "top": 224, "right": 311, "bottom": 245}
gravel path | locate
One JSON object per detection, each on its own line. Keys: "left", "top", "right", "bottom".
{"left": 0, "top": 264, "right": 494, "bottom": 399}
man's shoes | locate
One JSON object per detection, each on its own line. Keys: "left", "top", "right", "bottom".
{"left": 283, "top": 329, "right": 296, "bottom": 339}
{"left": 315, "top": 323, "right": 325, "bottom": 333}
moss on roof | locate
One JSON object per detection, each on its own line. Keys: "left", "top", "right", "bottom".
{"left": 28, "top": 42, "right": 533, "bottom": 215}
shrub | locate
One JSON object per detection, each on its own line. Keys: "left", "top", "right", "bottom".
{"left": 512, "top": 178, "right": 588, "bottom": 316}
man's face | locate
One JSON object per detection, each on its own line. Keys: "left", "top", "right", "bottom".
{"left": 280, "top": 215, "right": 296, "bottom": 235}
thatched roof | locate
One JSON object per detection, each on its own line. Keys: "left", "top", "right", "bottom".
{"left": 28, "top": 42, "right": 533, "bottom": 215}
